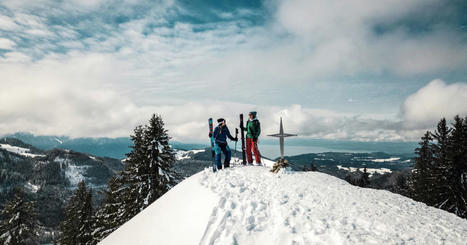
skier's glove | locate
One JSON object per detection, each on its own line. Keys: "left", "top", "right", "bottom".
{"left": 253, "top": 138, "right": 258, "bottom": 143}
{"left": 209, "top": 132, "right": 212, "bottom": 138}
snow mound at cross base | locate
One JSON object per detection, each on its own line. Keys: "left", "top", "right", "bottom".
{"left": 101, "top": 167, "right": 467, "bottom": 245}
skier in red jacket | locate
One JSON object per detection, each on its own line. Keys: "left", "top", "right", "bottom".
{"left": 245, "top": 111, "right": 261, "bottom": 165}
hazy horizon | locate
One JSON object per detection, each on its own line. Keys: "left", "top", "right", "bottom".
{"left": 2, "top": 131, "right": 418, "bottom": 159}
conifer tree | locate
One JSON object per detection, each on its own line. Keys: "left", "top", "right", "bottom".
{"left": 411, "top": 116, "right": 467, "bottom": 218}
{"left": 117, "top": 114, "right": 176, "bottom": 224}
{"left": 92, "top": 176, "right": 124, "bottom": 242}
{"left": 445, "top": 116, "right": 467, "bottom": 217}
{"left": 412, "top": 131, "right": 435, "bottom": 203}
{"left": 118, "top": 125, "right": 145, "bottom": 222}
{"left": 0, "top": 188, "right": 37, "bottom": 245}
{"left": 59, "top": 181, "right": 94, "bottom": 245}
{"left": 431, "top": 118, "right": 454, "bottom": 209}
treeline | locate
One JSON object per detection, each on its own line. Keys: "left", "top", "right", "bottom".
{"left": 411, "top": 116, "right": 467, "bottom": 218}
{"left": 344, "top": 167, "right": 370, "bottom": 188}
{"left": 343, "top": 115, "right": 467, "bottom": 219}
{"left": 0, "top": 114, "right": 177, "bottom": 244}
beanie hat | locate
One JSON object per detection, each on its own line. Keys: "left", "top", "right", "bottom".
{"left": 249, "top": 111, "right": 257, "bottom": 118}
{"left": 217, "top": 118, "right": 225, "bottom": 123}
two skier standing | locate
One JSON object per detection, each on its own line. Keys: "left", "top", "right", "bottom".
{"left": 209, "top": 112, "right": 262, "bottom": 171}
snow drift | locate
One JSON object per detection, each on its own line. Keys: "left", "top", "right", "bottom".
{"left": 100, "top": 166, "right": 467, "bottom": 245}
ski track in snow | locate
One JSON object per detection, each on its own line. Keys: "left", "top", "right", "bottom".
{"left": 198, "top": 167, "right": 467, "bottom": 245}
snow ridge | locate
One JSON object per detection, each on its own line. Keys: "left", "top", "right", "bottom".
{"left": 102, "top": 166, "right": 467, "bottom": 245}
{"left": 198, "top": 167, "right": 467, "bottom": 244}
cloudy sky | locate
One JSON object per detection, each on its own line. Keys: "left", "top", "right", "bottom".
{"left": 0, "top": 0, "right": 466, "bottom": 142}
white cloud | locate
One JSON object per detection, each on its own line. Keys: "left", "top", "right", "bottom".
{"left": 0, "top": 48, "right": 400, "bottom": 141}
{"left": 0, "top": 0, "right": 466, "bottom": 143}
{"left": 271, "top": 0, "right": 467, "bottom": 76}
{"left": 0, "top": 53, "right": 406, "bottom": 141}
{"left": 0, "top": 54, "right": 464, "bottom": 142}
{"left": 402, "top": 79, "right": 467, "bottom": 129}
{"left": 0, "top": 38, "right": 15, "bottom": 49}
{"left": 0, "top": 15, "right": 20, "bottom": 30}
{"left": 24, "top": 28, "right": 54, "bottom": 37}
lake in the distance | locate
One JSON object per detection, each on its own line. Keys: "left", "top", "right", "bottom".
{"left": 255, "top": 144, "right": 369, "bottom": 159}
{"left": 226, "top": 138, "right": 417, "bottom": 160}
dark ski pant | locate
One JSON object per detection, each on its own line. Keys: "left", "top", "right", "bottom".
{"left": 246, "top": 138, "right": 261, "bottom": 164}
{"left": 215, "top": 143, "right": 231, "bottom": 169}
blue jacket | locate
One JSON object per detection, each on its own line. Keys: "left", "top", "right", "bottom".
{"left": 213, "top": 125, "right": 235, "bottom": 144}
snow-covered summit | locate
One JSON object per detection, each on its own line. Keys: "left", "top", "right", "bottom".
{"left": 101, "top": 166, "right": 467, "bottom": 245}
{"left": 0, "top": 143, "right": 46, "bottom": 158}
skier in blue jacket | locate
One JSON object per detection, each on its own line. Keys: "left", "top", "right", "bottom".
{"left": 209, "top": 118, "right": 238, "bottom": 169}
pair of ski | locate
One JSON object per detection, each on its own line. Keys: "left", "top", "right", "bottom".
{"left": 208, "top": 114, "right": 247, "bottom": 173}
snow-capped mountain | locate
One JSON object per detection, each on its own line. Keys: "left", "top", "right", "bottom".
{"left": 0, "top": 138, "right": 123, "bottom": 188}
{"left": 0, "top": 138, "right": 123, "bottom": 229}
{"left": 0, "top": 142, "right": 46, "bottom": 158}
{"left": 101, "top": 166, "right": 467, "bottom": 244}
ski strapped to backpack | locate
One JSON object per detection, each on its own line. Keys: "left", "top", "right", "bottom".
{"left": 208, "top": 118, "right": 217, "bottom": 172}
{"left": 239, "top": 114, "right": 247, "bottom": 165}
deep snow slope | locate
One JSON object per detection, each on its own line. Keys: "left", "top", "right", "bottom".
{"left": 101, "top": 167, "right": 467, "bottom": 245}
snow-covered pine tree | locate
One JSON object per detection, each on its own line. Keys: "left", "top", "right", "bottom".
{"left": 431, "top": 118, "right": 454, "bottom": 210}
{"left": 116, "top": 125, "right": 146, "bottom": 222}
{"left": 143, "top": 114, "right": 177, "bottom": 201}
{"left": 58, "top": 181, "right": 94, "bottom": 245}
{"left": 0, "top": 188, "right": 37, "bottom": 245}
{"left": 412, "top": 131, "right": 435, "bottom": 203}
{"left": 119, "top": 114, "right": 176, "bottom": 221}
{"left": 412, "top": 116, "right": 467, "bottom": 218}
{"left": 92, "top": 176, "right": 124, "bottom": 242}
{"left": 445, "top": 116, "right": 467, "bottom": 217}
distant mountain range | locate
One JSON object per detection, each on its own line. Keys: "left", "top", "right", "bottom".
{"left": 260, "top": 138, "right": 418, "bottom": 153}
{"left": 283, "top": 151, "right": 413, "bottom": 172}
{"left": 3, "top": 132, "right": 206, "bottom": 159}
{"left": 2, "top": 132, "right": 419, "bottom": 160}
